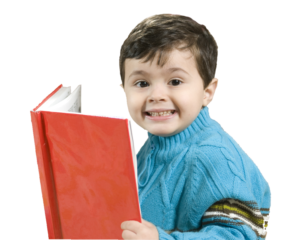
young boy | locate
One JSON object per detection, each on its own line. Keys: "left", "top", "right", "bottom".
{"left": 119, "top": 14, "right": 271, "bottom": 240}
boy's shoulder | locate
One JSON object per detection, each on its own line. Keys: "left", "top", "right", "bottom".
{"left": 187, "top": 125, "right": 253, "bottom": 176}
{"left": 187, "top": 124, "right": 233, "bottom": 155}
{"left": 187, "top": 126, "right": 261, "bottom": 180}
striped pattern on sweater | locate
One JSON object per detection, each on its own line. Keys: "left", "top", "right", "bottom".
{"left": 163, "top": 198, "right": 270, "bottom": 238}
{"left": 202, "top": 199, "right": 270, "bottom": 238}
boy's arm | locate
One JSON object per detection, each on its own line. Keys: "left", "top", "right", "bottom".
{"left": 156, "top": 198, "right": 269, "bottom": 240}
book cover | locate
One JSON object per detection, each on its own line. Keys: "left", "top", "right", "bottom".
{"left": 30, "top": 85, "right": 141, "bottom": 239}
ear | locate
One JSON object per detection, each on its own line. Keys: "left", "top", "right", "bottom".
{"left": 203, "top": 77, "right": 219, "bottom": 106}
{"left": 211, "top": 77, "right": 219, "bottom": 92}
{"left": 120, "top": 83, "right": 124, "bottom": 90}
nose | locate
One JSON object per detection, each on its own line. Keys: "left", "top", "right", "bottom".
{"left": 149, "top": 86, "right": 167, "bottom": 102}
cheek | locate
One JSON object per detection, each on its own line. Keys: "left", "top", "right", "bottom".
{"left": 176, "top": 91, "right": 201, "bottom": 106}
{"left": 126, "top": 94, "right": 143, "bottom": 114}
{"left": 126, "top": 96, "right": 133, "bottom": 107}
{"left": 174, "top": 89, "right": 203, "bottom": 113}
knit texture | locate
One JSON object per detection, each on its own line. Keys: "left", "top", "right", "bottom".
{"left": 137, "top": 106, "right": 271, "bottom": 239}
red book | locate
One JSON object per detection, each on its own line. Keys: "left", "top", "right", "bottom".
{"left": 30, "top": 84, "right": 141, "bottom": 239}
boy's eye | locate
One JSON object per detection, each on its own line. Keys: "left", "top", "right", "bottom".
{"left": 134, "top": 81, "right": 147, "bottom": 85}
{"left": 169, "top": 79, "right": 182, "bottom": 86}
{"left": 134, "top": 79, "right": 182, "bottom": 86}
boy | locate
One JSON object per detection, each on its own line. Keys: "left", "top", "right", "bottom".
{"left": 119, "top": 14, "right": 270, "bottom": 240}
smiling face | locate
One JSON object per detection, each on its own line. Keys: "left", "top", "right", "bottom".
{"left": 122, "top": 48, "right": 217, "bottom": 137}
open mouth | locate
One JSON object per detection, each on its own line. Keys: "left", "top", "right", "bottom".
{"left": 145, "top": 110, "right": 176, "bottom": 117}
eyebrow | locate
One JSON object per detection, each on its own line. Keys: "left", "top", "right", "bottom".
{"left": 128, "top": 67, "right": 190, "bottom": 79}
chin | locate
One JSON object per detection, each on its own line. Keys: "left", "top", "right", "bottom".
{"left": 150, "top": 129, "right": 177, "bottom": 137}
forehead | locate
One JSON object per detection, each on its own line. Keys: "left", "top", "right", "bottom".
{"left": 124, "top": 49, "right": 197, "bottom": 80}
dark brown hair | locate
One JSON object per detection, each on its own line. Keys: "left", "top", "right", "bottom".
{"left": 119, "top": 14, "right": 218, "bottom": 89}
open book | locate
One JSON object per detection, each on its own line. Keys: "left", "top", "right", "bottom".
{"left": 31, "top": 85, "right": 141, "bottom": 239}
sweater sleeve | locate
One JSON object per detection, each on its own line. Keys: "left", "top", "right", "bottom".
{"left": 154, "top": 142, "right": 270, "bottom": 240}
{"left": 156, "top": 198, "right": 268, "bottom": 240}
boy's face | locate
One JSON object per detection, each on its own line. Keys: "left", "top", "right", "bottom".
{"left": 122, "top": 48, "right": 217, "bottom": 137}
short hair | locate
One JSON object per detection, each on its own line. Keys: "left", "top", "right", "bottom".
{"left": 119, "top": 14, "right": 218, "bottom": 89}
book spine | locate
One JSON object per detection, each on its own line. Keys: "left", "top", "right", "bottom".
{"left": 31, "top": 111, "right": 62, "bottom": 239}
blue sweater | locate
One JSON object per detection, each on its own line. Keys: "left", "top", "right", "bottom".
{"left": 137, "top": 106, "right": 271, "bottom": 239}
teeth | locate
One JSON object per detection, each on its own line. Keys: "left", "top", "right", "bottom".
{"left": 148, "top": 110, "right": 174, "bottom": 116}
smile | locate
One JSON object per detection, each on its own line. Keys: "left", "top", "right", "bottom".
{"left": 144, "top": 110, "right": 177, "bottom": 121}
{"left": 146, "top": 110, "right": 176, "bottom": 117}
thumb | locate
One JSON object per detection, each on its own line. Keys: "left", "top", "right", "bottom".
{"left": 142, "top": 218, "right": 154, "bottom": 227}
{"left": 142, "top": 218, "right": 149, "bottom": 225}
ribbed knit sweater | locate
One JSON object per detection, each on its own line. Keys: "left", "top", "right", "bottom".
{"left": 137, "top": 106, "right": 271, "bottom": 239}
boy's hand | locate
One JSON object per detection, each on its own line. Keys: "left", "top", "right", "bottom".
{"left": 121, "top": 218, "right": 159, "bottom": 240}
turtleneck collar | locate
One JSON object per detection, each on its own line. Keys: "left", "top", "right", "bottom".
{"left": 137, "top": 107, "right": 218, "bottom": 191}
{"left": 147, "top": 106, "right": 216, "bottom": 147}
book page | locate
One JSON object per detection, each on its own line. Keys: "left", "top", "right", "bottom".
{"left": 37, "top": 87, "right": 71, "bottom": 111}
{"left": 128, "top": 121, "right": 138, "bottom": 192}
{"left": 47, "top": 85, "right": 81, "bottom": 113}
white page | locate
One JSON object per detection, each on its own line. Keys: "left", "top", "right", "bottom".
{"left": 128, "top": 121, "right": 138, "bottom": 191}
{"left": 128, "top": 120, "right": 140, "bottom": 216}
{"left": 37, "top": 86, "right": 71, "bottom": 111}
{"left": 46, "top": 85, "right": 81, "bottom": 113}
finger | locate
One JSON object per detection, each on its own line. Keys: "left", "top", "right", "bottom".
{"left": 122, "top": 229, "right": 136, "bottom": 239}
{"left": 142, "top": 219, "right": 152, "bottom": 227}
{"left": 122, "top": 220, "right": 143, "bottom": 232}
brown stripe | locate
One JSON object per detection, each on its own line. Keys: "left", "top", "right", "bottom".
{"left": 202, "top": 218, "right": 266, "bottom": 238}
{"left": 205, "top": 209, "right": 263, "bottom": 229}
{"left": 213, "top": 199, "right": 263, "bottom": 217}
{"left": 202, "top": 219, "right": 244, "bottom": 226}
{"left": 264, "top": 221, "right": 268, "bottom": 228}
{"left": 260, "top": 208, "right": 270, "bottom": 211}
{"left": 216, "top": 199, "right": 259, "bottom": 211}
{"left": 206, "top": 202, "right": 264, "bottom": 228}
{"left": 262, "top": 213, "right": 271, "bottom": 217}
